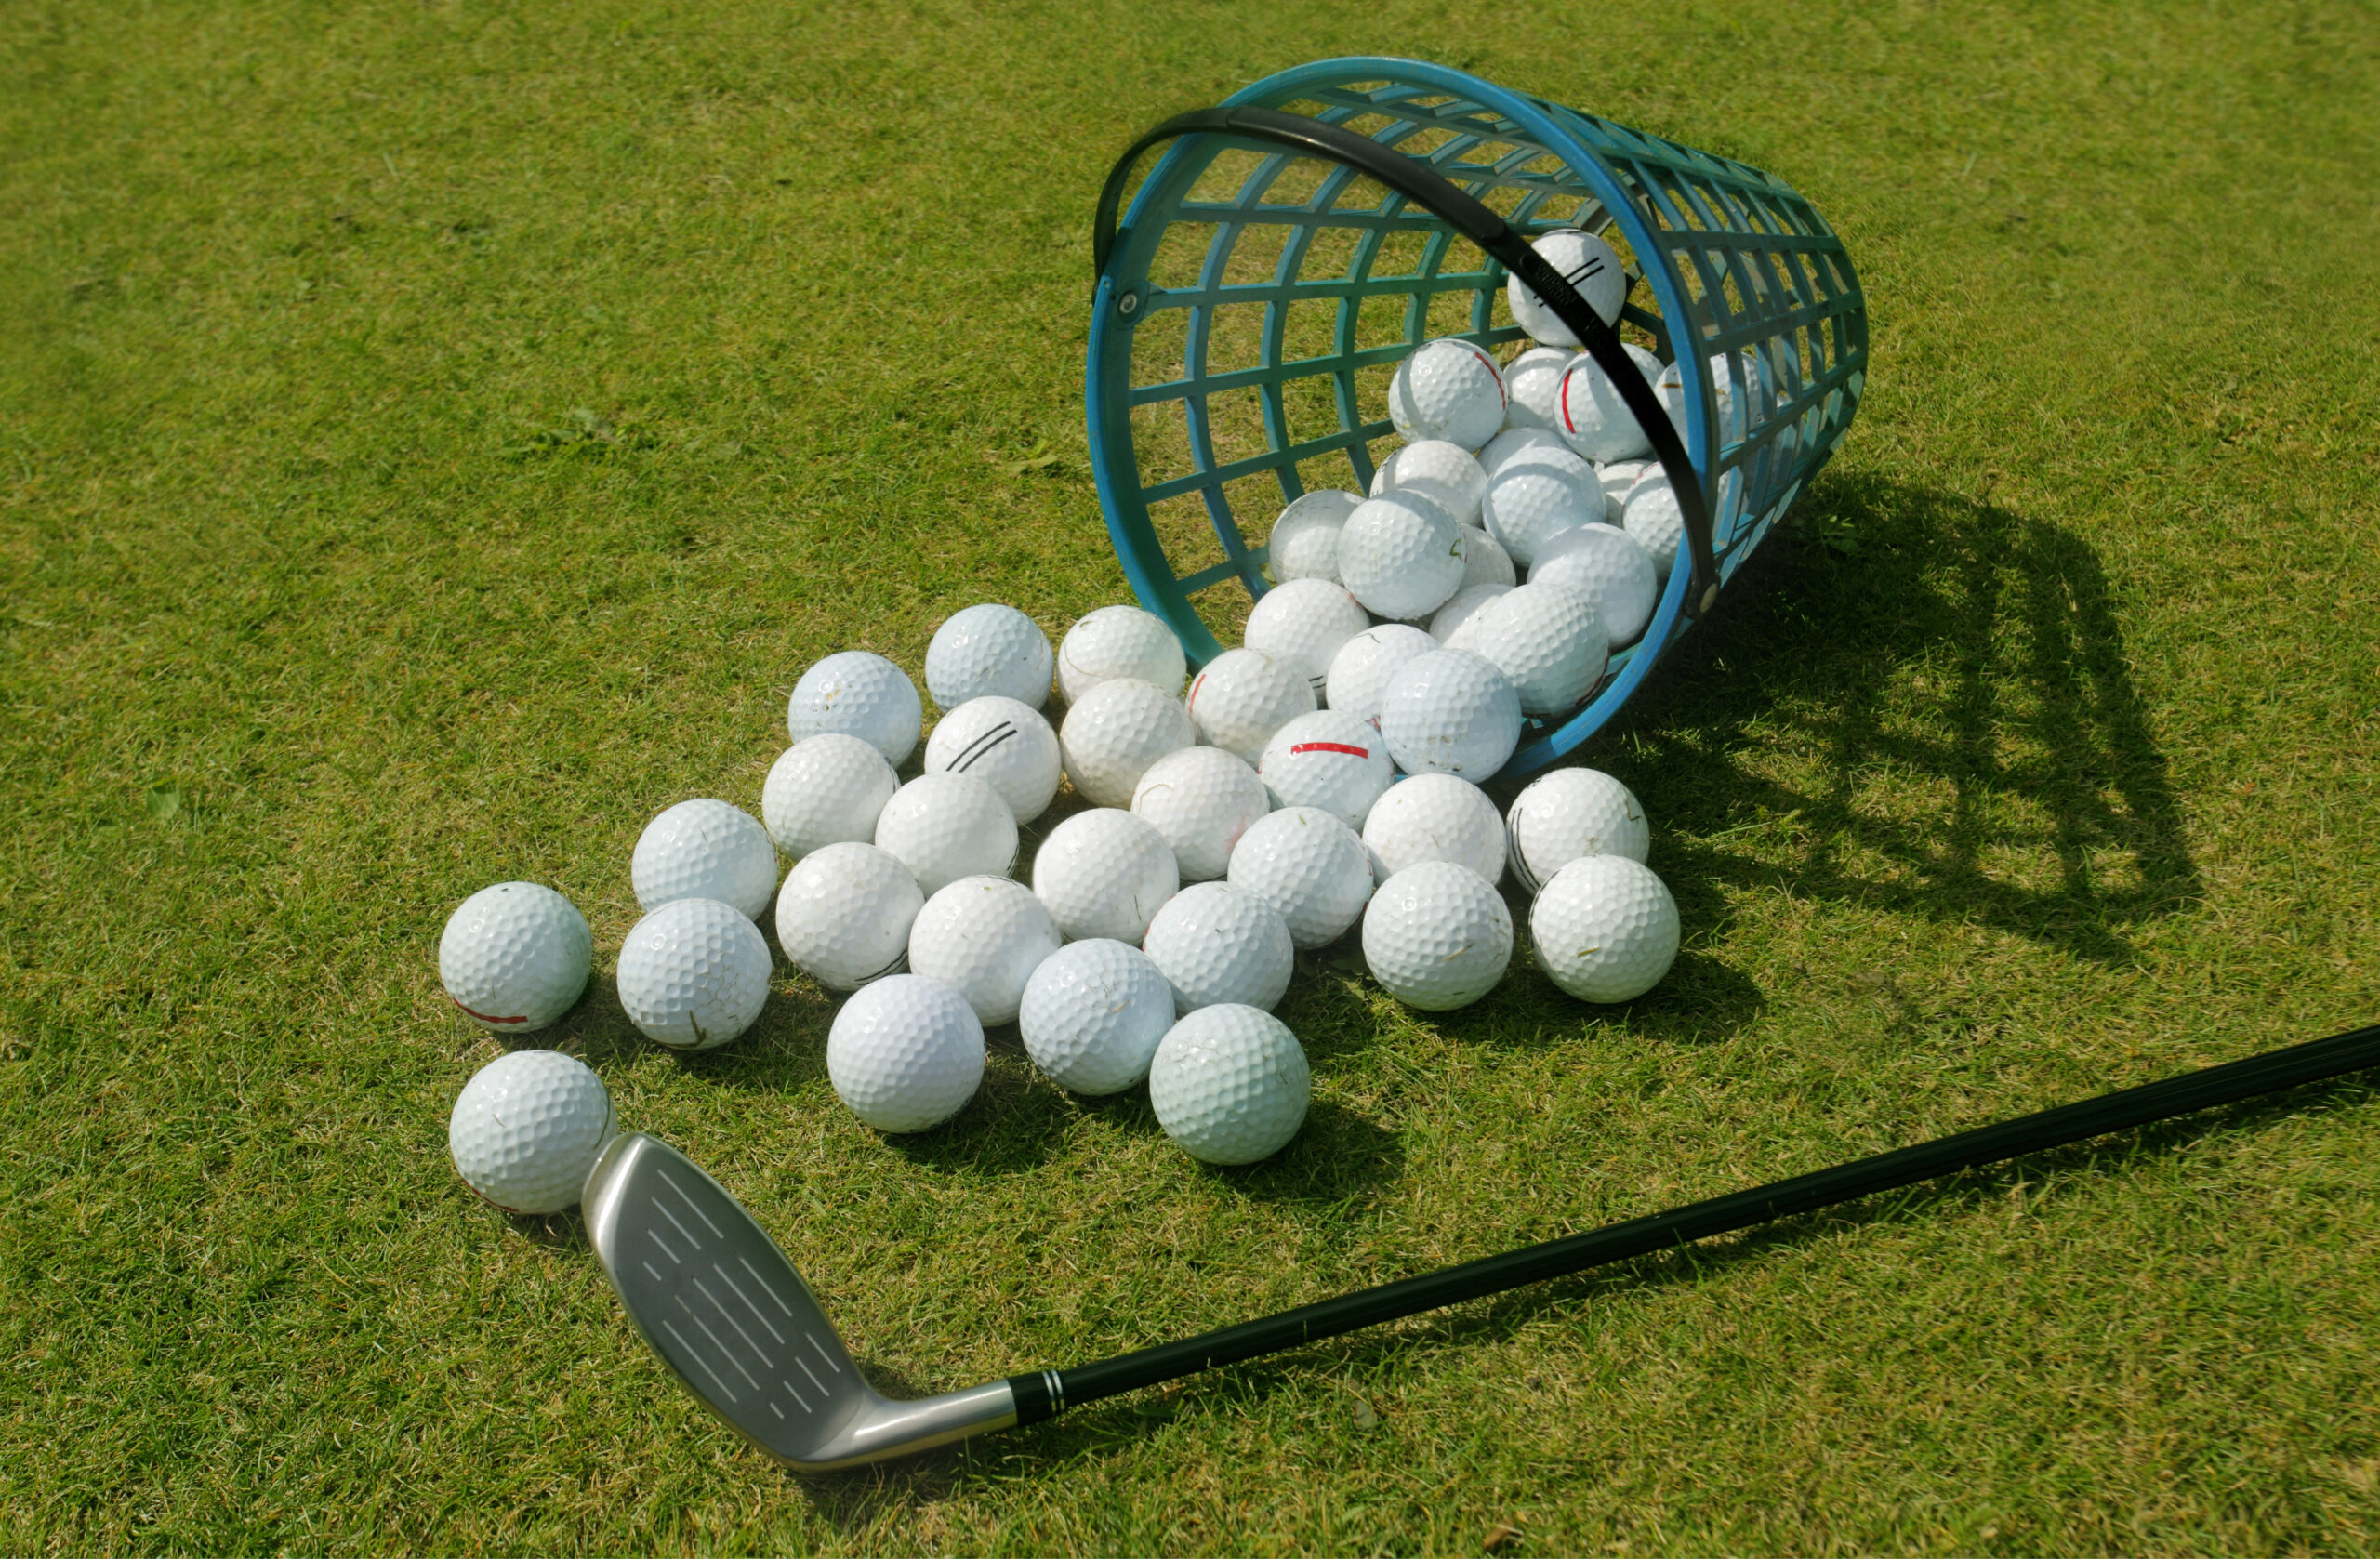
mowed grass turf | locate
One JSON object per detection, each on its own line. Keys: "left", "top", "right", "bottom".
{"left": 5, "top": 0, "right": 2379, "bottom": 1552}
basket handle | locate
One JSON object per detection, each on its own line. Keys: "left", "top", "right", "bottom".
{"left": 1092, "top": 105, "right": 1722, "bottom": 619}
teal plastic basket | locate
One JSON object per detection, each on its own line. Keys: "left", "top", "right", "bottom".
{"left": 1086, "top": 58, "right": 1868, "bottom": 779}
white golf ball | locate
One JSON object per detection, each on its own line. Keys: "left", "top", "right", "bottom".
{"left": 1130, "top": 745, "right": 1271, "bottom": 882}
{"left": 615, "top": 897, "right": 773, "bottom": 1050}
{"left": 1227, "top": 805, "right": 1374, "bottom": 949}
{"left": 1469, "top": 581, "right": 1608, "bottom": 718}
{"left": 1147, "top": 1005, "right": 1310, "bottom": 1165}
{"left": 925, "top": 602, "right": 1053, "bottom": 712}
{"left": 1363, "top": 860, "right": 1514, "bottom": 1011}
{"left": 1505, "top": 768, "right": 1651, "bottom": 892}
{"left": 1527, "top": 522, "right": 1659, "bottom": 648}
{"left": 1529, "top": 854, "right": 1680, "bottom": 1002}
{"left": 774, "top": 841, "right": 924, "bottom": 991}
{"left": 1141, "top": 880, "right": 1294, "bottom": 1013}
{"left": 923, "top": 695, "right": 1063, "bottom": 825}
{"left": 1478, "top": 425, "right": 1570, "bottom": 480}
{"left": 1031, "top": 807, "right": 1179, "bottom": 944}
{"left": 1257, "top": 708, "right": 1395, "bottom": 829}
{"left": 1507, "top": 228, "right": 1627, "bottom": 346}
{"left": 1480, "top": 441, "right": 1601, "bottom": 566}
{"left": 1242, "top": 580, "right": 1368, "bottom": 699}
{"left": 1657, "top": 353, "right": 1747, "bottom": 445}
{"left": 1363, "top": 772, "right": 1505, "bottom": 886}
{"left": 1268, "top": 490, "right": 1362, "bottom": 585}
{"left": 1018, "top": 937, "right": 1175, "bottom": 1095}
{"left": 447, "top": 1050, "right": 615, "bottom": 1215}
{"left": 1337, "top": 490, "right": 1465, "bottom": 622}
{"left": 760, "top": 733, "right": 900, "bottom": 860}
{"left": 1056, "top": 604, "right": 1188, "bottom": 702}
{"left": 1622, "top": 471, "right": 1686, "bottom": 582}
{"left": 1598, "top": 459, "right": 1653, "bottom": 518}
{"left": 438, "top": 882, "right": 592, "bottom": 1033}
{"left": 1388, "top": 337, "right": 1506, "bottom": 451}
{"left": 1500, "top": 345, "right": 1579, "bottom": 431}
{"left": 826, "top": 974, "right": 985, "bottom": 1132}
{"left": 906, "top": 875, "right": 1062, "bottom": 1027}
{"left": 1428, "top": 583, "right": 1512, "bottom": 648}
{"left": 1376, "top": 649, "right": 1522, "bottom": 780}
{"left": 872, "top": 772, "right": 1019, "bottom": 896}
{"left": 787, "top": 650, "right": 922, "bottom": 768}
{"left": 1323, "top": 623, "right": 1437, "bottom": 726}
{"left": 1372, "top": 439, "right": 1488, "bottom": 528}
{"left": 1184, "top": 648, "right": 1315, "bottom": 766}
{"left": 1555, "top": 345, "right": 1665, "bottom": 465}
{"left": 631, "top": 799, "right": 778, "bottom": 921}
{"left": 1060, "top": 675, "right": 1196, "bottom": 809}
{"left": 1457, "top": 525, "right": 1516, "bottom": 589}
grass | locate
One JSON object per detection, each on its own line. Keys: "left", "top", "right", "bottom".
{"left": 4, "top": 0, "right": 2378, "bottom": 1552}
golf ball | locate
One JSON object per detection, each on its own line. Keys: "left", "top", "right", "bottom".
{"left": 1507, "top": 228, "right": 1626, "bottom": 347}
{"left": 438, "top": 881, "right": 592, "bottom": 1033}
{"left": 1241, "top": 579, "right": 1368, "bottom": 698}
{"left": 1658, "top": 352, "right": 1747, "bottom": 446}
{"left": 1622, "top": 472, "right": 1686, "bottom": 582}
{"left": 1478, "top": 425, "right": 1570, "bottom": 481}
{"left": 1147, "top": 1005, "right": 1310, "bottom": 1166}
{"left": 1528, "top": 854, "right": 1680, "bottom": 1003}
{"left": 1130, "top": 745, "right": 1271, "bottom": 881}
{"left": 1336, "top": 491, "right": 1464, "bottom": 622}
{"left": 1505, "top": 768, "right": 1651, "bottom": 892}
{"left": 1527, "top": 522, "right": 1659, "bottom": 648}
{"left": 1388, "top": 337, "right": 1506, "bottom": 451}
{"left": 1428, "top": 583, "right": 1513, "bottom": 648}
{"left": 906, "top": 875, "right": 1063, "bottom": 1027}
{"left": 1267, "top": 490, "right": 1362, "bottom": 584}
{"left": 1372, "top": 439, "right": 1488, "bottom": 528}
{"left": 1256, "top": 708, "right": 1393, "bottom": 830}
{"left": 1500, "top": 345, "right": 1579, "bottom": 431}
{"left": 1031, "top": 807, "right": 1179, "bottom": 944}
{"left": 1362, "top": 772, "right": 1505, "bottom": 886}
{"left": 1469, "top": 581, "right": 1608, "bottom": 718}
{"left": 1226, "top": 805, "right": 1374, "bottom": 949}
{"left": 631, "top": 799, "right": 779, "bottom": 921}
{"left": 1555, "top": 345, "right": 1665, "bottom": 465}
{"left": 1324, "top": 624, "right": 1437, "bottom": 727}
{"left": 760, "top": 733, "right": 901, "bottom": 860}
{"left": 1060, "top": 676, "right": 1196, "bottom": 808}
{"left": 924, "top": 695, "right": 1063, "bottom": 825}
{"left": 1598, "top": 459, "right": 1653, "bottom": 518}
{"left": 1184, "top": 648, "right": 1315, "bottom": 766}
{"left": 787, "top": 650, "right": 923, "bottom": 768}
{"left": 1018, "top": 937, "right": 1175, "bottom": 1095}
{"left": 1457, "top": 525, "right": 1516, "bottom": 588}
{"left": 447, "top": 1050, "right": 616, "bottom": 1216}
{"left": 926, "top": 602, "right": 1052, "bottom": 712}
{"left": 1362, "top": 860, "right": 1513, "bottom": 1011}
{"left": 1376, "top": 649, "right": 1522, "bottom": 779}
{"left": 1056, "top": 604, "right": 1187, "bottom": 702}
{"left": 826, "top": 974, "right": 985, "bottom": 1132}
{"left": 1141, "top": 880, "right": 1294, "bottom": 1014}
{"left": 873, "top": 772, "right": 1019, "bottom": 895}
{"left": 774, "top": 841, "right": 924, "bottom": 991}
{"left": 615, "top": 896, "right": 774, "bottom": 1050}
{"left": 1480, "top": 441, "right": 1600, "bottom": 566}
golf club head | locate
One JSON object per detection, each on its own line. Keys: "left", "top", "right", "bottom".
{"left": 583, "top": 1132, "right": 1019, "bottom": 1472}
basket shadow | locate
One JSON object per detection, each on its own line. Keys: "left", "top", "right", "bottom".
{"left": 1580, "top": 471, "right": 2202, "bottom": 968}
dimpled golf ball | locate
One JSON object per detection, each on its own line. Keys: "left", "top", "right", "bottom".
{"left": 1336, "top": 491, "right": 1465, "bottom": 622}
{"left": 1372, "top": 439, "right": 1488, "bottom": 528}
{"left": 1241, "top": 580, "right": 1369, "bottom": 699}
{"left": 1131, "top": 745, "right": 1272, "bottom": 881}
{"left": 1457, "top": 525, "right": 1516, "bottom": 589}
{"left": 1185, "top": 648, "right": 1316, "bottom": 766}
{"left": 906, "top": 875, "right": 1062, "bottom": 1027}
{"left": 631, "top": 799, "right": 779, "bottom": 921}
{"left": 1226, "top": 806, "right": 1374, "bottom": 949}
{"left": 1362, "top": 772, "right": 1505, "bottom": 886}
{"left": 1599, "top": 459, "right": 1653, "bottom": 519}
{"left": 761, "top": 733, "right": 901, "bottom": 860}
{"left": 1480, "top": 441, "right": 1601, "bottom": 566}
{"left": 1324, "top": 623, "right": 1438, "bottom": 726}
{"left": 1364, "top": 860, "right": 1514, "bottom": 1011}
{"left": 787, "top": 650, "right": 923, "bottom": 768}
{"left": 1500, "top": 345, "right": 1579, "bottom": 431}
{"left": 873, "top": 772, "right": 1019, "bottom": 895}
{"left": 615, "top": 897, "right": 774, "bottom": 1050}
{"left": 1622, "top": 471, "right": 1686, "bottom": 582}
{"left": 439, "top": 882, "right": 592, "bottom": 1033}
{"left": 1527, "top": 522, "right": 1659, "bottom": 648}
{"left": 1429, "top": 583, "right": 1512, "bottom": 649}
{"left": 1377, "top": 649, "right": 1522, "bottom": 779}
{"left": 1507, "top": 228, "right": 1627, "bottom": 346}
{"left": 1147, "top": 1004, "right": 1311, "bottom": 1165}
{"left": 1658, "top": 352, "right": 1747, "bottom": 445}
{"left": 1470, "top": 581, "right": 1608, "bottom": 718}
{"left": 1555, "top": 345, "right": 1664, "bottom": 465}
{"left": 774, "top": 841, "right": 924, "bottom": 991}
{"left": 1018, "top": 937, "right": 1175, "bottom": 1094}
{"left": 447, "top": 1050, "right": 616, "bottom": 1215}
{"left": 1388, "top": 337, "right": 1507, "bottom": 451}
{"left": 924, "top": 695, "right": 1064, "bottom": 825}
{"left": 826, "top": 974, "right": 985, "bottom": 1132}
{"left": 1529, "top": 854, "right": 1680, "bottom": 1003}
{"left": 1267, "top": 490, "right": 1363, "bottom": 584}
{"left": 1142, "top": 880, "right": 1294, "bottom": 1013}
{"left": 1057, "top": 604, "right": 1188, "bottom": 702}
{"left": 1031, "top": 807, "right": 1179, "bottom": 944}
{"left": 1060, "top": 676, "right": 1196, "bottom": 808}
{"left": 926, "top": 602, "right": 1053, "bottom": 712}
{"left": 1478, "top": 425, "right": 1570, "bottom": 481}
{"left": 1504, "top": 768, "right": 1651, "bottom": 892}
{"left": 1257, "top": 708, "right": 1394, "bottom": 829}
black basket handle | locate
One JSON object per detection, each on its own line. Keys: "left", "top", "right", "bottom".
{"left": 1092, "top": 104, "right": 1723, "bottom": 619}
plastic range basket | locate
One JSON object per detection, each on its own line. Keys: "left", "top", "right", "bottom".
{"left": 1086, "top": 58, "right": 1868, "bottom": 779}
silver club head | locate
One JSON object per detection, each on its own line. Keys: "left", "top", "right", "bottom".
{"left": 582, "top": 1133, "right": 1020, "bottom": 1472}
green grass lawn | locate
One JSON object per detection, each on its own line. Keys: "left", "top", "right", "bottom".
{"left": 6, "top": 0, "right": 2380, "bottom": 1552}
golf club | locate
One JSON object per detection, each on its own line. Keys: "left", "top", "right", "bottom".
{"left": 585, "top": 1021, "right": 2380, "bottom": 1473}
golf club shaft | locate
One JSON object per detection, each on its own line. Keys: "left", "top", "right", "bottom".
{"left": 1012, "top": 1023, "right": 2380, "bottom": 1420}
